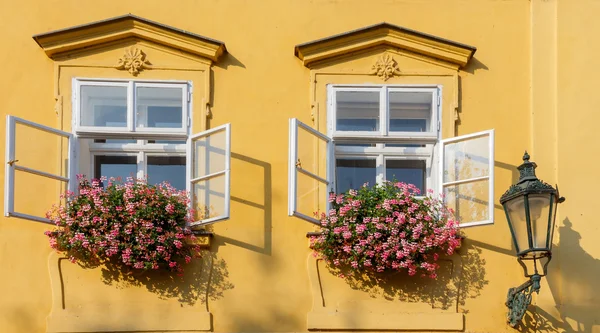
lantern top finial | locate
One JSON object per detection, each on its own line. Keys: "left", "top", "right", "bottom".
{"left": 523, "top": 151, "right": 530, "bottom": 162}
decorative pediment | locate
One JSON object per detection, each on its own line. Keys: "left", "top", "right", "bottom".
{"left": 33, "top": 14, "right": 227, "bottom": 62}
{"left": 295, "top": 23, "right": 475, "bottom": 68}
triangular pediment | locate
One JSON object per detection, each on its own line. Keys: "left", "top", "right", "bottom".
{"left": 295, "top": 23, "right": 475, "bottom": 68}
{"left": 33, "top": 14, "right": 227, "bottom": 62}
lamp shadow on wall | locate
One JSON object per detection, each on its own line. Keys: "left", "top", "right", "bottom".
{"left": 94, "top": 249, "right": 234, "bottom": 306}
{"left": 521, "top": 217, "right": 600, "bottom": 333}
{"left": 321, "top": 240, "right": 488, "bottom": 312}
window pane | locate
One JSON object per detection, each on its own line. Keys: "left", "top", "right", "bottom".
{"left": 147, "top": 156, "right": 186, "bottom": 190}
{"left": 443, "top": 179, "right": 489, "bottom": 225}
{"left": 193, "top": 130, "right": 226, "bottom": 178}
{"left": 385, "top": 160, "right": 426, "bottom": 193}
{"left": 136, "top": 87, "right": 183, "bottom": 129}
{"left": 80, "top": 86, "right": 127, "bottom": 127}
{"left": 192, "top": 175, "right": 226, "bottom": 221}
{"left": 443, "top": 135, "right": 490, "bottom": 183}
{"left": 336, "top": 91, "right": 380, "bottom": 132}
{"left": 336, "top": 159, "right": 376, "bottom": 194}
{"left": 389, "top": 91, "right": 432, "bottom": 132}
{"left": 94, "top": 155, "right": 137, "bottom": 185}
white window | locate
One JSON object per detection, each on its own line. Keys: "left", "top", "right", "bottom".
{"left": 289, "top": 85, "right": 494, "bottom": 227}
{"left": 4, "top": 79, "right": 230, "bottom": 226}
{"left": 73, "top": 79, "right": 189, "bottom": 138}
{"left": 329, "top": 86, "right": 439, "bottom": 195}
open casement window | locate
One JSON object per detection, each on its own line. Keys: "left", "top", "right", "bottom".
{"left": 440, "top": 130, "right": 495, "bottom": 227}
{"left": 288, "top": 118, "right": 333, "bottom": 224}
{"left": 187, "top": 123, "right": 231, "bottom": 226}
{"left": 4, "top": 115, "right": 75, "bottom": 223}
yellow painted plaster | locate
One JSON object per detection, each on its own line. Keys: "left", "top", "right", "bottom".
{"left": 0, "top": 0, "right": 597, "bottom": 332}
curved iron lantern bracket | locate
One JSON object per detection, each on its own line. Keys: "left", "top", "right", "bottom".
{"left": 506, "top": 275, "right": 541, "bottom": 328}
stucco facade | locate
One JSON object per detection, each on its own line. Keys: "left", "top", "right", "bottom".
{"left": 0, "top": 0, "right": 598, "bottom": 332}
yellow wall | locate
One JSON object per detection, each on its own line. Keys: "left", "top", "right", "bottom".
{"left": 0, "top": 0, "right": 597, "bottom": 332}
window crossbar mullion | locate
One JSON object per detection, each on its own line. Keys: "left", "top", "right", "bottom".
{"left": 442, "top": 175, "right": 489, "bottom": 187}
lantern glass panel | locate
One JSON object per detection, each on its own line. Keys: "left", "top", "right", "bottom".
{"left": 505, "top": 196, "right": 531, "bottom": 254}
{"left": 529, "top": 194, "right": 552, "bottom": 250}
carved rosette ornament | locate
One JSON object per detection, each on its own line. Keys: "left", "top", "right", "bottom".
{"left": 115, "top": 47, "right": 151, "bottom": 76}
{"left": 370, "top": 53, "right": 401, "bottom": 81}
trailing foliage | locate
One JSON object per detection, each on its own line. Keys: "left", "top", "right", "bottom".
{"left": 310, "top": 182, "right": 462, "bottom": 278}
{"left": 45, "top": 176, "right": 200, "bottom": 273}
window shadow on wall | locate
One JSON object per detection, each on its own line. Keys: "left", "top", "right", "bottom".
{"left": 524, "top": 217, "right": 600, "bottom": 333}
{"left": 323, "top": 240, "right": 488, "bottom": 312}
{"left": 212, "top": 152, "right": 272, "bottom": 255}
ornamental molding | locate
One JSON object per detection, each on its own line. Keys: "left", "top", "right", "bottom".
{"left": 294, "top": 22, "right": 476, "bottom": 68}
{"left": 33, "top": 14, "right": 227, "bottom": 62}
{"left": 370, "top": 53, "right": 401, "bottom": 81}
{"left": 115, "top": 47, "right": 151, "bottom": 75}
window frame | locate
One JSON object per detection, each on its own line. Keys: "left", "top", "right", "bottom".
{"left": 328, "top": 85, "right": 440, "bottom": 144}
{"left": 439, "top": 129, "right": 495, "bottom": 227}
{"left": 328, "top": 84, "right": 441, "bottom": 194}
{"left": 73, "top": 78, "right": 190, "bottom": 139}
{"left": 4, "top": 115, "right": 75, "bottom": 224}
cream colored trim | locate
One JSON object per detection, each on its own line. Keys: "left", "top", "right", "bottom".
{"left": 296, "top": 24, "right": 475, "bottom": 68}
{"left": 306, "top": 254, "right": 465, "bottom": 331}
{"left": 34, "top": 15, "right": 226, "bottom": 62}
{"left": 46, "top": 251, "right": 212, "bottom": 332}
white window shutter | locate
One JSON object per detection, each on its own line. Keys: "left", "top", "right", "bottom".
{"left": 439, "top": 129, "right": 495, "bottom": 227}
{"left": 187, "top": 123, "right": 231, "bottom": 226}
{"left": 4, "top": 115, "right": 75, "bottom": 224}
{"left": 288, "top": 118, "right": 332, "bottom": 225}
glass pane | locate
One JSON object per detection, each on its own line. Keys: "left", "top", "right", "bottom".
{"left": 529, "top": 194, "right": 552, "bottom": 249}
{"left": 136, "top": 87, "right": 183, "bottom": 129}
{"left": 193, "top": 130, "right": 226, "bottom": 178}
{"left": 192, "top": 175, "right": 226, "bottom": 221}
{"left": 80, "top": 86, "right": 127, "bottom": 127}
{"left": 296, "top": 169, "right": 328, "bottom": 220}
{"left": 336, "top": 159, "right": 376, "bottom": 194}
{"left": 385, "top": 160, "right": 426, "bottom": 193}
{"left": 336, "top": 91, "right": 380, "bottom": 132}
{"left": 505, "top": 196, "right": 531, "bottom": 254}
{"left": 14, "top": 122, "right": 69, "bottom": 178}
{"left": 444, "top": 179, "right": 489, "bottom": 225}
{"left": 443, "top": 135, "right": 490, "bottom": 183}
{"left": 14, "top": 170, "right": 68, "bottom": 218}
{"left": 297, "top": 125, "right": 329, "bottom": 177}
{"left": 389, "top": 91, "right": 433, "bottom": 132}
{"left": 147, "top": 156, "right": 186, "bottom": 190}
{"left": 94, "top": 155, "right": 137, "bottom": 185}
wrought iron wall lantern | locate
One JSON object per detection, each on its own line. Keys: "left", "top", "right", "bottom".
{"left": 499, "top": 152, "right": 565, "bottom": 328}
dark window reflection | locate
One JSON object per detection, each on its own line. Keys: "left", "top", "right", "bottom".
{"left": 336, "top": 159, "right": 376, "bottom": 194}
{"left": 390, "top": 119, "right": 427, "bottom": 132}
{"left": 147, "top": 106, "right": 183, "bottom": 128}
{"left": 385, "top": 160, "right": 426, "bottom": 193}
{"left": 94, "top": 155, "right": 137, "bottom": 186}
{"left": 147, "top": 156, "right": 186, "bottom": 190}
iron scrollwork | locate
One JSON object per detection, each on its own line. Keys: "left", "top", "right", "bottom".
{"left": 505, "top": 274, "right": 541, "bottom": 327}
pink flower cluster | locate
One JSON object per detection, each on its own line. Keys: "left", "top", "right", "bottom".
{"left": 45, "top": 176, "right": 200, "bottom": 273}
{"left": 311, "top": 182, "right": 461, "bottom": 279}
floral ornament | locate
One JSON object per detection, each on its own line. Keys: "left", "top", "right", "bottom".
{"left": 370, "top": 53, "right": 401, "bottom": 81}
{"left": 115, "top": 47, "right": 151, "bottom": 76}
